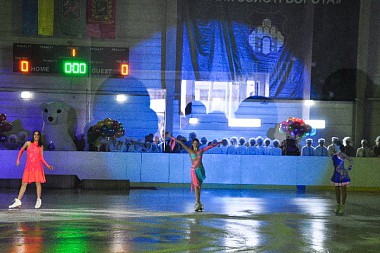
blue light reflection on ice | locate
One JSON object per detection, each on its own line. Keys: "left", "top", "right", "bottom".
{"left": 292, "top": 198, "right": 329, "bottom": 252}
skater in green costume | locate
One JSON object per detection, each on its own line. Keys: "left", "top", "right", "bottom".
{"left": 167, "top": 133, "right": 220, "bottom": 212}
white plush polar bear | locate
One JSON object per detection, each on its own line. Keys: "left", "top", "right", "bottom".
{"left": 40, "top": 102, "right": 77, "bottom": 151}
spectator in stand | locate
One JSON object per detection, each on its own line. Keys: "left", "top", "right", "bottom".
{"left": 127, "top": 138, "right": 137, "bottom": 152}
{"left": 280, "top": 140, "right": 287, "bottom": 155}
{"left": 136, "top": 139, "right": 146, "bottom": 152}
{"left": 160, "top": 130, "right": 166, "bottom": 143}
{"left": 247, "top": 138, "right": 258, "bottom": 155}
{"left": 220, "top": 138, "right": 229, "bottom": 154}
{"left": 148, "top": 133, "right": 154, "bottom": 143}
{"left": 314, "top": 138, "right": 328, "bottom": 156}
{"left": 236, "top": 137, "right": 247, "bottom": 155}
{"left": 144, "top": 142, "right": 152, "bottom": 153}
{"left": 150, "top": 142, "right": 160, "bottom": 153}
{"left": 327, "top": 137, "right": 339, "bottom": 156}
{"left": 204, "top": 141, "right": 213, "bottom": 154}
{"left": 157, "top": 141, "right": 163, "bottom": 152}
{"left": 256, "top": 136, "right": 265, "bottom": 155}
{"left": 199, "top": 137, "right": 208, "bottom": 150}
{"left": 263, "top": 138, "right": 272, "bottom": 155}
{"left": 179, "top": 136, "right": 188, "bottom": 153}
{"left": 284, "top": 136, "right": 300, "bottom": 156}
{"left": 159, "top": 132, "right": 173, "bottom": 153}
{"left": 186, "top": 132, "right": 197, "bottom": 148}
{"left": 227, "top": 137, "right": 238, "bottom": 154}
{"left": 170, "top": 135, "right": 183, "bottom": 153}
{"left": 373, "top": 136, "right": 380, "bottom": 157}
{"left": 109, "top": 138, "right": 119, "bottom": 152}
{"left": 342, "top": 137, "right": 356, "bottom": 157}
{"left": 356, "top": 139, "right": 373, "bottom": 157}
{"left": 153, "top": 134, "right": 160, "bottom": 145}
{"left": 301, "top": 138, "right": 315, "bottom": 156}
{"left": 145, "top": 134, "right": 149, "bottom": 142}
{"left": 210, "top": 139, "right": 223, "bottom": 154}
{"left": 122, "top": 137, "right": 130, "bottom": 152}
{"left": 270, "top": 139, "right": 282, "bottom": 156}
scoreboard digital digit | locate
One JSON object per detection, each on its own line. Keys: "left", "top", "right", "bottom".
{"left": 13, "top": 43, "right": 129, "bottom": 77}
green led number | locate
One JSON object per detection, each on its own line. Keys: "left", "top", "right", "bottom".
{"left": 63, "top": 61, "right": 87, "bottom": 75}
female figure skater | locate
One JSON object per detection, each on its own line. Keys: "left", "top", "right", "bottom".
{"left": 9, "top": 130, "right": 54, "bottom": 209}
{"left": 167, "top": 133, "right": 220, "bottom": 212}
{"left": 331, "top": 139, "right": 353, "bottom": 215}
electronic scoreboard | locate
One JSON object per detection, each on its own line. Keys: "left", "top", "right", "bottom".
{"left": 13, "top": 43, "right": 129, "bottom": 76}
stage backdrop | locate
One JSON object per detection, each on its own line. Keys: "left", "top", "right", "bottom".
{"left": 179, "top": 0, "right": 360, "bottom": 100}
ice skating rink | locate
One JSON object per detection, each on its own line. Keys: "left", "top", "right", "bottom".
{"left": 1, "top": 187, "right": 380, "bottom": 253}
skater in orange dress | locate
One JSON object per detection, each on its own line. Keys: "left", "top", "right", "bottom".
{"left": 9, "top": 130, "right": 53, "bottom": 209}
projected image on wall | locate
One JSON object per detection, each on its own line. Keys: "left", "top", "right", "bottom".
{"left": 178, "top": 0, "right": 360, "bottom": 140}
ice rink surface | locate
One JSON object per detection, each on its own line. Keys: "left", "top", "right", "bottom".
{"left": 1, "top": 187, "right": 380, "bottom": 252}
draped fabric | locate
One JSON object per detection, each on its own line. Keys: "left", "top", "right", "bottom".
{"left": 86, "top": 0, "right": 116, "bottom": 39}
{"left": 38, "top": 0, "right": 54, "bottom": 36}
{"left": 22, "top": 0, "right": 38, "bottom": 35}
{"left": 180, "top": 0, "right": 360, "bottom": 100}
{"left": 54, "top": 0, "right": 86, "bottom": 37}
{"left": 22, "top": 0, "right": 54, "bottom": 36}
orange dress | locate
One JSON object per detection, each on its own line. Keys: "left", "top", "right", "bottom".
{"left": 17, "top": 142, "right": 50, "bottom": 183}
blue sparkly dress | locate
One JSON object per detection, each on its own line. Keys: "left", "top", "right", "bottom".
{"left": 331, "top": 154, "right": 350, "bottom": 186}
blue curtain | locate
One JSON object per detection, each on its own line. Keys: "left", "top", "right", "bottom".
{"left": 180, "top": 0, "right": 359, "bottom": 100}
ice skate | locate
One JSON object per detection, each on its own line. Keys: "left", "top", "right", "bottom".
{"left": 194, "top": 202, "right": 204, "bottom": 212}
{"left": 337, "top": 205, "right": 345, "bottom": 216}
{"left": 35, "top": 198, "right": 42, "bottom": 209}
{"left": 9, "top": 198, "right": 22, "bottom": 209}
{"left": 334, "top": 204, "right": 341, "bottom": 215}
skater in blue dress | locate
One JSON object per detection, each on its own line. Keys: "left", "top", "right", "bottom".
{"left": 331, "top": 140, "right": 353, "bottom": 215}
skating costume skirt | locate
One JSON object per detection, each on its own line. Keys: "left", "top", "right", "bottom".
{"left": 194, "top": 165, "right": 206, "bottom": 185}
{"left": 331, "top": 154, "right": 350, "bottom": 186}
{"left": 22, "top": 142, "right": 47, "bottom": 183}
{"left": 190, "top": 153, "right": 206, "bottom": 191}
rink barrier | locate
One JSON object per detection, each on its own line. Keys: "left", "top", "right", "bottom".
{"left": 1, "top": 151, "right": 379, "bottom": 190}
{"left": 45, "top": 175, "right": 81, "bottom": 189}
{"left": 80, "top": 179, "right": 130, "bottom": 190}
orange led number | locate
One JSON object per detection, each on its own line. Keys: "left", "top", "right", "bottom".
{"left": 121, "top": 64, "right": 129, "bottom": 76}
{"left": 71, "top": 48, "right": 76, "bottom": 57}
{"left": 20, "top": 60, "right": 30, "bottom": 73}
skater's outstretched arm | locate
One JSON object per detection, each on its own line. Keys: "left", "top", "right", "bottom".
{"left": 201, "top": 141, "right": 222, "bottom": 153}
{"left": 166, "top": 133, "right": 192, "bottom": 154}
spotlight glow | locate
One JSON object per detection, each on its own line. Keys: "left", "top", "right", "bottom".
{"left": 304, "top": 100, "right": 314, "bottom": 106}
{"left": 305, "top": 120, "right": 325, "bottom": 129}
{"left": 116, "top": 94, "right": 127, "bottom": 102}
{"left": 189, "top": 118, "right": 199, "bottom": 125}
{"left": 20, "top": 91, "right": 32, "bottom": 99}
{"left": 228, "top": 118, "right": 261, "bottom": 128}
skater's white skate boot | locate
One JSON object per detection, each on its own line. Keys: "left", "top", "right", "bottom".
{"left": 35, "top": 198, "right": 42, "bottom": 209}
{"left": 9, "top": 198, "right": 22, "bottom": 209}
